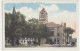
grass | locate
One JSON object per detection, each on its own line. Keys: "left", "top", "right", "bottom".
{"left": 5, "top": 43, "right": 48, "bottom": 48}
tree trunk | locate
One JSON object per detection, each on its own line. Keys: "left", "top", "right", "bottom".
{"left": 34, "top": 38, "right": 37, "bottom": 46}
{"left": 70, "top": 34, "right": 72, "bottom": 45}
{"left": 38, "top": 38, "right": 41, "bottom": 46}
{"left": 66, "top": 33, "right": 67, "bottom": 46}
{"left": 65, "top": 33, "right": 66, "bottom": 46}
{"left": 16, "top": 37, "right": 19, "bottom": 45}
{"left": 67, "top": 34, "right": 69, "bottom": 44}
{"left": 11, "top": 38, "right": 15, "bottom": 46}
{"left": 59, "top": 40, "right": 60, "bottom": 47}
{"left": 66, "top": 33, "right": 68, "bottom": 46}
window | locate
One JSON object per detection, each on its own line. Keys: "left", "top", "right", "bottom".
{"left": 57, "top": 33, "right": 59, "bottom": 36}
{"left": 54, "top": 38, "right": 56, "bottom": 42}
{"left": 57, "top": 38, "right": 59, "bottom": 42}
{"left": 57, "top": 38, "right": 59, "bottom": 43}
{"left": 51, "top": 31, "right": 54, "bottom": 36}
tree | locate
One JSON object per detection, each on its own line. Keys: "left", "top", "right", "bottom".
{"left": 5, "top": 12, "right": 26, "bottom": 46}
{"left": 27, "top": 18, "right": 52, "bottom": 46}
{"left": 64, "top": 27, "right": 75, "bottom": 45}
{"left": 5, "top": 13, "right": 52, "bottom": 46}
{"left": 37, "top": 24, "right": 52, "bottom": 46}
{"left": 5, "top": 13, "right": 12, "bottom": 38}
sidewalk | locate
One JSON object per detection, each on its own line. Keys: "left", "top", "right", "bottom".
{"left": 42, "top": 44, "right": 76, "bottom": 47}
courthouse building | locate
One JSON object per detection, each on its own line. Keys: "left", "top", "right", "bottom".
{"left": 39, "top": 8, "right": 68, "bottom": 44}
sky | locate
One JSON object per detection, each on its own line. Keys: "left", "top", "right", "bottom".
{"left": 5, "top": 3, "right": 77, "bottom": 38}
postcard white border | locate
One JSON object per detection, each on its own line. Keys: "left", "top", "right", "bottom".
{"left": 2, "top": 0, "right": 79, "bottom": 50}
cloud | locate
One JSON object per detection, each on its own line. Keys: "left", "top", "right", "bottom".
{"left": 5, "top": 7, "right": 38, "bottom": 21}
{"left": 48, "top": 10, "right": 77, "bottom": 28}
{"left": 38, "top": 4, "right": 59, "bottom": 13}
{"left": 5, "top": 10, "right": 12, "bottom": 13}
{"left": 16, "top": 7, "right": 38, "bottom": 21}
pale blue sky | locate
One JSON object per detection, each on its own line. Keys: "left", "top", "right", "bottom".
{"left": 5, "top": 3, "right": 76, "bottom": 12}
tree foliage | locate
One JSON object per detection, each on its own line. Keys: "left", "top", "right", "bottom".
{"left": 5, "top": 12, "right": 52, "bottom": 46}
{"left": 27, "top": 18, "right": 52, "bottom": 45}
{"left": 64, "top": 27, "right": 75, "bottom": 45}
{"left": 5, "top": 12, "right": 26, "bottom": 46}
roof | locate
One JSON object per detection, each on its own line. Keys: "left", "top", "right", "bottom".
{"left": 40, "top": 8, "right": 47, "bottom": 14}
{"left": 46, "top": 22, "right": 60, "bottom": 28}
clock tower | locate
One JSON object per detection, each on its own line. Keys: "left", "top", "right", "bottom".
{"left": 39, "top": 8, "right": 48, "bottom": 24}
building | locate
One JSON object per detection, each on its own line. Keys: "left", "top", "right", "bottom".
{"left": 46, "top": 22, "right": 66, "bottom": 44}
{"left": 39, "top": 8, "right": 67, "bottom": 44}
{"left": 39, "top": 8, "right": 48, "bottom": 24}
